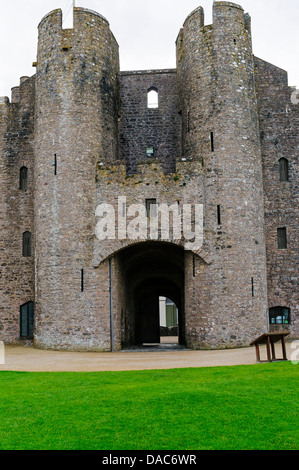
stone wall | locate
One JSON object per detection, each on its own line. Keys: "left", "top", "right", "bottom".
{"left": 119, "top": 70, "right": 181, "bottom": 175}
{"left": 254, "top": 57, "right": 299, "bottom": 337}
{"left": 0, "top": 77, "right": 35, "bottom": 342}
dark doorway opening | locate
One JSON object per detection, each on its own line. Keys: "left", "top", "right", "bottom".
{"left": 135, "top": 278, "right": 182, "bottom": 346}
{"left": 117, "top": 242, "right": 185, "bottom": 349}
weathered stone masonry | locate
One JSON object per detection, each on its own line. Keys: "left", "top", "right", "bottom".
{"left": 0, "top": 3, "right": 298, "bottom": 351}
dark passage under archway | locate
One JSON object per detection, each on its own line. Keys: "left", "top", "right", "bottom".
{"left": 135, "top": 278, "right": 181, "bottom": 345}
{"left": 116, "top": 242, "right": 185, "bottom": 348}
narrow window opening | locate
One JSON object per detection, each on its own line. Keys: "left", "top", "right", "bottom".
{"left": 251, "top": 277, "right": 254, "bottom": 298}
{"left": 277, "top": 227, "right": 287, "bottom": 249}
{"left": 187, "top": 110, "right": 191, "bottom": 133}
{"left": 193, "top": 255, "right": 196, "bottom": 278}
{"left": 210, "top": 132, "right": 214, "bottom": 152}
{"left": 147, "top": 88, "right": 159, "bottom": 109}
{"left": 217, "top": 205, "right": 221, "bottom": 226}
{"left": 22, "top": 231, "right": 32, "bottom": 257}
{"left": 20, "top": 302, "right": 34, "bottom": 338}
{"left": 54, "top": 154, "right": 57, "bottom": 175}
{"left": 279, "top": 158, "right": 289, "bottom": 182}
{"left": 146, "top": 199, "right": 157, "bottom": 218}
{"left": 81, "top": 269, "right": 84, "bottom": 292}
{"left": 19, "top": 166, "right": 28, "bottom": 192}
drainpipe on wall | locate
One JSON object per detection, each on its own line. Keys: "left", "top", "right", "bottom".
{"left": 109, "top": 258, "right": 114, "bottom": 352}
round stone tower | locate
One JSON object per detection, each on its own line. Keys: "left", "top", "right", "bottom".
{"left": 34, "top": 8, "right": 120, "bottom": 350}
{"left": 177, "top": 2, "right": 269, "bottom": 348}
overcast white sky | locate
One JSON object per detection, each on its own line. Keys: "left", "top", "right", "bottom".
{"left": 0, "top": 0, "right": 298, "bottom": 97}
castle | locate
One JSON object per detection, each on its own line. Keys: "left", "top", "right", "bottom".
{"left": 0, "top": 2, "right": 298, "bottom": 351}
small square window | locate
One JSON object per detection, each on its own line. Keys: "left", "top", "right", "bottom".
{"left": 146, "top": 147, "right": 154, "bottom": 158}
{"left": 269, "top": 307, "right": 290, "bottom": 325}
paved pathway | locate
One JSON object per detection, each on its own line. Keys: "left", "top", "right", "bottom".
{"left": 0, "top": 342, "right": 293, "bottom": 372}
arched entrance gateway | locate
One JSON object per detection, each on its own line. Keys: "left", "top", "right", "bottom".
{"left": 113, "top": 242, "right": 185, "bottom": 349}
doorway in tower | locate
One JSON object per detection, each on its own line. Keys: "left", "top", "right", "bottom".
{"left": 116, "top": 242, "right": 185, "bottom": 348}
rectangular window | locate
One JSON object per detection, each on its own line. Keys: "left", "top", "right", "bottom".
{"left": 20, "top": 302, "right": 34, "bottom": 338}
{"left": 19, "top": 167, "right": 28, "bottom": 192}
{"left": 277, "top": 228, "right": 287, "bottom": 249}
{"left": 146, "top": 147, "right": 154, "bottom": 158}
{"left": 22, "top": 232, "right": 32, "bottom": 257}
{"left": 251, "top": 278, "right": 254, "bottom": 298}
{"left": 279, "top": 158, "right": 289, "bottom": 182}
{"left": 146, "top": 199, "right": 157, "bottom": 218}
{"left": 269, "top": 307, "right": 290, "bottom": 325}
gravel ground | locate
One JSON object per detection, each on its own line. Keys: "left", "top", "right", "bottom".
{"left": 0, "top": 342, "right": 293, "bottom": 372}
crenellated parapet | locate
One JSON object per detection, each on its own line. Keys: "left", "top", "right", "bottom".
{"left": 36, "top": 8, "right": 119, "bottom": 129}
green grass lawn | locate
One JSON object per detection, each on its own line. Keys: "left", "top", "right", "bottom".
{"left": 0, "top": 362, "right": 298, "bottom": 450}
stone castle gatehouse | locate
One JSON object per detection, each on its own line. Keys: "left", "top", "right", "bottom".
{"left": 0, "top": 2, "right": 298, "bottom": 351}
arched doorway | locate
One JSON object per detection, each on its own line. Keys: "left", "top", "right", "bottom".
{"left": 115, "top": 242, "right": 185, "bottom": 348}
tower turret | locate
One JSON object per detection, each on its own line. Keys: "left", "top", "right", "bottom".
{"left": 34, "top": 8, "right": 120, "bottom": 350}
{"left": 177, "top": 2, "right": 269, "bottom": 348}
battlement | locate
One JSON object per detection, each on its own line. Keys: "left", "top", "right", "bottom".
{"left": 0, "top": 75, "right": 34, "bottom": 107}
{"left": 96, "top": 157, "right": 202, "bottom": 186}
{"left": 120, "top": 69, "right": 176, "bottom": 77}
{"left": 74, "top": 7, "right": 109, "bottom": 26}
{"left": 0, "top": 96, "right": 9, "bottom": 105}
{"left": 183, "top": 6, "right": 204, "bottom": 28}
{"left": 213, "top": 1, "right": 247, "bottom": 26}
{"left": 181, "top": 2, "right": 250, "bottom": 33}
{"left": 38, "top": 7, "right": 110, "bottom": 32}
{"left": 36, "top": 6, "right": 118, "bottom": 68}
{"left": 38, "top": 9, "right": 62, "bottom": 29}
{"left": 214, "top": 1, "right": 243, "bottom": 11}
